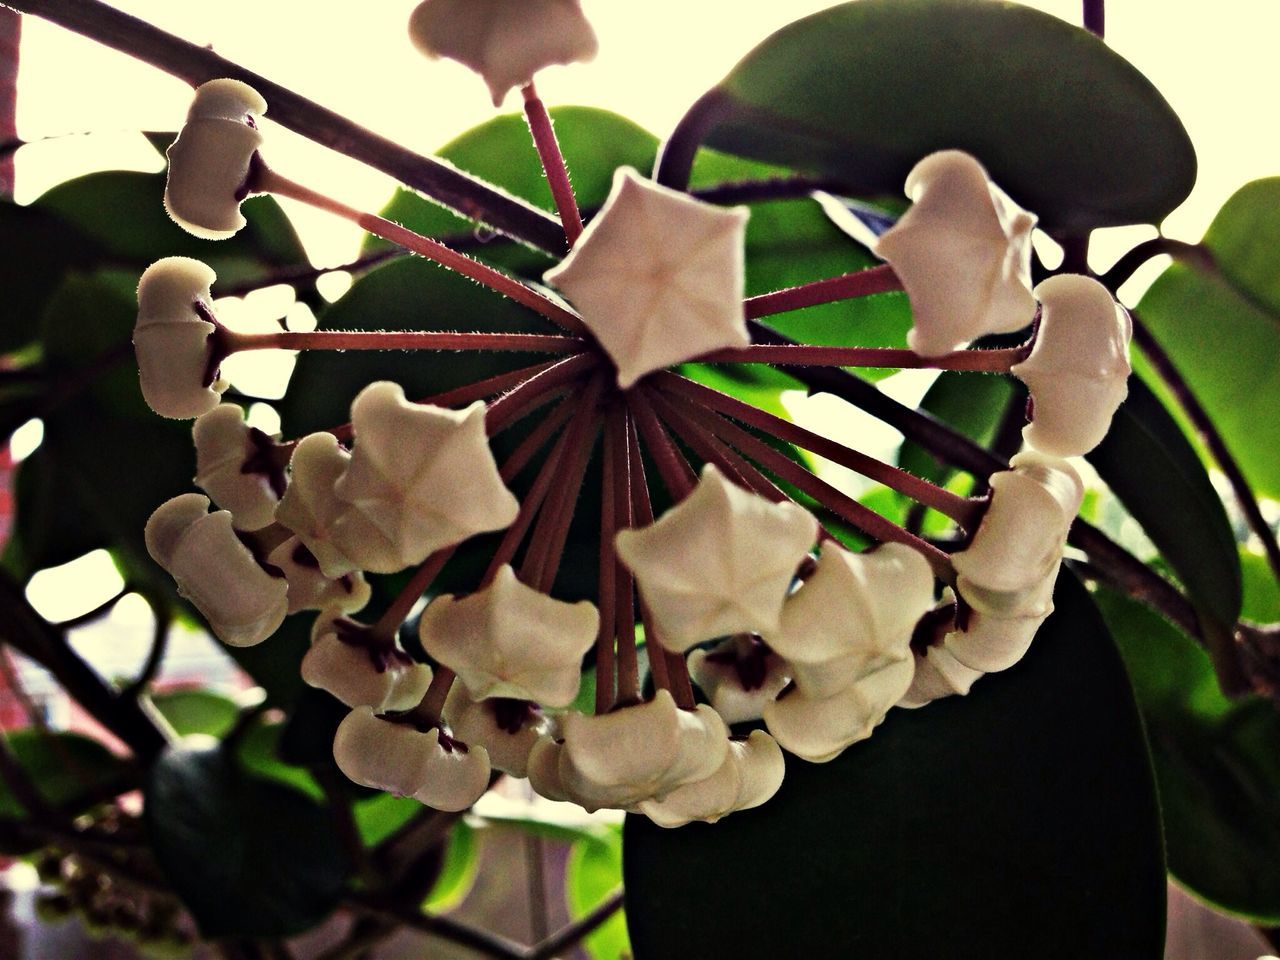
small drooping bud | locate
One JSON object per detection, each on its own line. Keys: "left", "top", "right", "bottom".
{"left": 164, "top": 79, "right": 266, "bottom": 240}
{"left": 144, "top": 493, "right": 287, "bottom": 647}
{"left": 193, "top": 404, "right": 285, "bottom": 530}
{"left": 134, "top": 258, "right": 227, "bottom": 419}
{"left": 407, "top": 0, "right": 598, "bottom": 106}
{"left": 1011, "top": 274, "right": 1132, "bottom": 457}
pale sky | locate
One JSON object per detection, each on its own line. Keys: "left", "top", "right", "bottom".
{"left": 14, "top": 0, "right": 1280, "bottom": 270}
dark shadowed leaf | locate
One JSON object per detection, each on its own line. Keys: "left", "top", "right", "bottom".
{"left": 1087, "top": 377, "right": 1242, "bottom": 637}
{"left": 897, "top": 369, "right": 1015, "bottom": 484}
{"left": 624, "top": 573, "right": 1164, "bottom": 959}
{"left": 0, "top": 730, "right": 129, "bottom": 817}
{"left": 145, "top": 745, "right": 348, "bottom": 938}
{"left": 687, "top": 0, "right": 1195, "bottom": 231}
{"left": 1099, "top": 587, "right": 1280, "bottom": 922}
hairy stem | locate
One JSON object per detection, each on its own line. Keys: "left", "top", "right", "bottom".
{"left": 522, "top": 81, "right": 583, "bottom": 249}
{"left": 743, "top": 265, "right": 901, "bottom": 319}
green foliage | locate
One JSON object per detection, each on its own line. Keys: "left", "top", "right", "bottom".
{"left": 624, "top": 574, "right": 1164, "bottom": 959}
{"left": 695, "top": 0, "right": 1195, "bottom": 231}
{"left": 151, "top": 689, "right": 241, "bottom": 739}
{"left": 0, "top": 730, "right": 129, "bottom": 817}
{"left": 1138, "top": 179, "right": 1280, "bottom": 499}
{"left": 1087, "top": 377, "right": 1243, "bottom": 677}
{"left": 145, "top": 745, "right": 349, "bottom": 938}
{"left": 1099, "top": 588, "right": 1280, "bottom": 921}
{"left": 567, "top": 827, "right": 629, "bottom": 960}
{"left": 897, "top": 369, "right": 1015, "bottom": 484}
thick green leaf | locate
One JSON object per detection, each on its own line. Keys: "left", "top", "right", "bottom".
{"left": 691, "top": 0, "right": 1195, "bottom": 231}
{"left": 1087, "top": 377, "right": 1242, "bottom": 636}
{"left": 897, "top": 369, "right": 1015, "bottom": 484}
{"left": 423, "top": 820, "right": 479, "bottom": 912}
{"left": 237, "top": 719, "right": 323, "bottom": 801}
{"left": 1203, "top": 178, "right": 1280, "bottom": 317}
{"left": 353, "top": 792, "right": 422, "bottom": 848}
{"left": 0, "top": 730, "right": 129, "bottom": 817}
{"left": 145, "top": 746, "right": 348, "bottom": 938}
{"left": 36, "top": 171, "right": 306, "bottom": 286}
{"left": 151, "top": 689, "right": 240, "bottom": 738}
{"left": 624, "top": 573, "right": 1164, "bottom": 959}
{"left": 1098, "top": 588, "right": 1280, "bottom": 921}
{"left": 370, "top": 107, "right": 658, "bottom": 271}
{"left": 566, "top": 828, "right": 628, "bottom": 960}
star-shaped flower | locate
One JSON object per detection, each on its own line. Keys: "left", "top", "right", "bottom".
{"left": 273, "top": 433, "right": 374, "bottom": 578}
{"left": 898, "top": 645, "right": 983, "bottom": 709}
{"left": 543, "top": 167, "right": 750, "bottom": 389}
{"left": 444, "top": 687, "right": 553, "bottom": 779}
{"left": 408, "top": 0, "right": 598, "bottom": 106}
{"left": 637, "top": 729, "right": 785, "bottom": 828}
{"left": 615, "top": 464, "right": 817, "bottom": 650}
{"left": 301, "top": 610, "right": 432, "bottom": 713}
{"left": 333, "top": 382, "right": 520, "bottom": 572}
{"left": 1011, "top": 274, "right": 1133, "bottom": 457}
{"left": 165, "top": 79, "right": 266, "bottom": 240}
{"left": 875, "top": 150, "right": 1037, "bottom": 357}
{"left": 767, "top": 542, "right": 932, "bottom": 700}
{"left": 419, "top": 564, "right": 598, "bottom": 707}
{"left": 134, "top": 257, "right": 227, "bottom": 419}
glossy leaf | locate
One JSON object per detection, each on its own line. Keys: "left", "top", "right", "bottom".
{"left": 1203, "top": 177, "right": 1280, "bottom": 316}
{"left": 1098, "top": 588, "right": 1280, "bottom": 922}
{"left": 688, "top": 0, "right": 1195, "bottom": 231}
{"left": 897, "top": 369, "right": 1015, "bottom": 484}
{"left": 623, "top": 572, "right": 1164, "bottom": 959}
{"left": 145, "top": 745, "right": 348, "bottom": 938}
{"left": 1138, "top": 187, "right": 1280, "bottom": 499}
{"left": 1087, "top": 376, "right": 1242, "bottom": 635}
{"left": 567, "top": 827, "right": 628, "bottom": 960}
{"left": 151, "top": 689, "right": 240, "bottom": 738}
{"left": 0, "top": 730, "right": 129, "bottom": 817}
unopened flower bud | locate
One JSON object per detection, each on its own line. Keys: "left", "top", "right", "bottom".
{"left": 408, "top": 0, "right": 598, "bottom": 106}
{"left": 134, "top": 257, "right": 226, "bottom": 419}
{"left": 144, "top": 493, "right": 287, "bottom": 647}
{"left": 301, "top": 610, "right": 430, "bottom": 712}
{"left": 1012, "top": 274, "right": 1132, "bottom": 457}
{"left": 165, "top": 79, "right": 266, "bottom": 240}
{"left": 876, "top": 150, "right": 1037, "bottom": 357}
{"left": 193, "top": 403, "right": 285, "bottom": 530}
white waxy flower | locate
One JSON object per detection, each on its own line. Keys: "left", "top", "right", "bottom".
{"left": 333, "top": 707, "right": 491, "bottom": 811}
{"left": 1011, "top": 274, "right": 1133, "bottom": 457}
{"left": 557, "top": 690, "right": 729, "bottom": 812}
{"left": 144, "top": 493, "right": 287, "bottom": 647}
{"left": 615, "top": 465, "right": 817, "bottom": 651}
{"left": 687, "top": 636, "right": 790, "bottom": 725}
{"left": 943, "top": 608, "right": 1048, "bottom": 674}
{"left": 445, "top": 687, "right": 552, "bottom": 779}
{"left": 897, "top": 645, "right": 984, "bottom": 709}
{"left": 637, "top": 730, "right": 785, "bottom": 828}
{"left": 951, "top": 451, "right": 1082, "bottom": 617}
{"left": 408, "top": 0, "right": 598, "bottom": 106}
{"left": 768, "top": 542, "right": 932, "bottom": 699}
{"left": 134, "top": 257, "right": 227, "bottom": 419}
{"left": 165, "top": 78, "right": 266, "bottom": 240}
{"left": 273, "top": 433, "right": 377, "bottom": 578}
{"left": 193, "top": 404, "right": 285, "bottom": 530}
{"left": 419, "top": 564, "right": 597, "bottom": 707}
{"left": 526, "top": 735, "right": 571, "bottom": 803}
{"left": 267, "top": 536, "right": 371, "bottom": 615}
{"left": 543, "top": 168, "right": 750, "bottom": 389}
{"left": 301, "top": 610, "right": 430, "bottom": 712}
{"left": 762, "top": 657, "right": 914, "bottom": 763}
{"left": 333, "top": 382, "right": 519, "bottom": 574}
{"left": 875, "top": 150, "right": 1037, "bottom": 357}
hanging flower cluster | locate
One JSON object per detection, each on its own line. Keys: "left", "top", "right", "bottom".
{"left": 136, "top": 0, "right": 1134, "bottom": 827}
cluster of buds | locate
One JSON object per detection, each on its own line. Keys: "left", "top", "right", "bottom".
{"left": 134, "top": 0, "right": 1134, "bottom": 827}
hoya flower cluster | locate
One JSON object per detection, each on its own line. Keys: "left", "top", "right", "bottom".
{"left": 134, "top": 0, "right": 1133, "bottom": 828}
